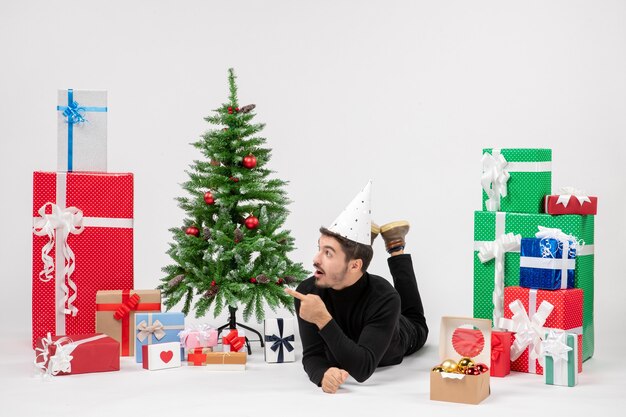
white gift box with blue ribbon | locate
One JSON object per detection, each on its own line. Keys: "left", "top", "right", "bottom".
{"left": 57, "top": 89, "right": 107, "bottom": 172}
{"left": 264, "top": 318, "right": 295, "bottom": 363}
{"left": 519, "top": 227, "right": 578, "bottom": 290}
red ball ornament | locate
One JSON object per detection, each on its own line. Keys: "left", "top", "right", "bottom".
{"left": 230, "top": 176, "right": 239, "bottom": 183}
{"left": 204, "top": 191, "right": 215, "bottom": 205}
{"left": 475, "top": 363, "right": 489, "bottom": 374}
{"left": 276, "top": 278, "right": 284, "bottom": 285}
{"left": 228, "top": 106, "right": 233, "bottom": 114}
{"left": 249, "top": 277, "right": 257, "bottom": 284}
{"left": 242, "top": 154, "right": 257, "bottom": 169}
{"left": 244, "top": 215, "right": 259, "bottom": 230}
{"left": 185, "top": 226, "right": 200, "bottom": 237}
{"left": 235, "top": 107, "right": 240, "bottom": 112}
{"left": 211, "top": 280, "right": 217, "bottom": 287}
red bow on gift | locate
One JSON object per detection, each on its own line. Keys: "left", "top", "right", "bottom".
{"left": 491, "top": 337, "right": 504, "bottom": 361}
{"left": 113, "top": 293, "right": 141, "bottom": 320}
{"left": 223, "top": 330, "right": 245, "bottom": 352}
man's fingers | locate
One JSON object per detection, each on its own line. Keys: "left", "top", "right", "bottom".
{"left": 284, "top": 288, "right": 305, "bottom": 300}
{"left": 339, "top": 370, "right": 349, "bottom": 383}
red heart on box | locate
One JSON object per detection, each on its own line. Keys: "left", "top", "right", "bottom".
{"left": 160, "top": 350, "right": 173, "bottom": 363}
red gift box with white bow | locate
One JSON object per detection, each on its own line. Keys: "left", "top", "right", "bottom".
{"left": 34, "top": 333, "right": 120, "bottom": 376}
{"left": 544, "top": 187, "right": 597, "bottom": 215}
{"left": 500, "top": 286, "right": 583, "bottom": 375}
{"left": 32, "top": 172, "right": 134, "bottom": 348}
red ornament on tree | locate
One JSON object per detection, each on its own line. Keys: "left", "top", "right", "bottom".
{"left": 204, "top": 191, "right": 215, "bottom": 205}
{"left": 276, "top": 278, "right": 284, "bottom": 285}
{"left": 235, "top": 107, "right": 240, "bottom": 112}
{"left": 228, "top": 106, "right": 233, "bottom": 114}
{"left": 230, "top": 176, "right": 239, "bottom": 183}
{"left": 242, "top": 154, "right": 257, "bottom": 169}
{"left": 211, "top": 280, "right": 217, "bottom": 287}
{"left": 185, "top": 226, "right": 200, "bottom": 237}
{"left": 244, "top": 215, "right": 259, "bottom": 230}
{"left": 249, "top": 277, "right": 257, "bottom": 284}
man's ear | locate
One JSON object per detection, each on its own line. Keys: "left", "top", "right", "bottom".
{"left": 350, "top": 258, "right": 363, "bottom": 272}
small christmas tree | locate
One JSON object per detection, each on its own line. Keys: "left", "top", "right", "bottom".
{"left": 159, "top": 68, "right": 308, "bottom": 323}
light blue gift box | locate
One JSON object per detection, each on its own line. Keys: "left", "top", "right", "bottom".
{"left": 135, "top": 312, "right": 185, "bottom": 363}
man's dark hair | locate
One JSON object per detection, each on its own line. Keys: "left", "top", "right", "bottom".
{"left": 319, "top": 227, "right": 373, "bottom": 272}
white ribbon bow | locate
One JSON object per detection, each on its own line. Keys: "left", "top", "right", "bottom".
{"left": 178, "top": 324, "right": 216, "bottom": 347}
{"left": 32, "top": 202, "right": 85, "bottom": 316}
{"left": 556, "top": 186, "right": 591, "bottom": 208}
{"left": 34, "top": 333, "right": 77, "bottom": 377}
{"left": 136, "top": 320, "right": 166, "bottom": 342}
{"left": 541, "top": 330, "right": 573, "bottom": 365}
{"left": 478, "top": 232, "right": 521, "bottom": 327}
{"left": 481, "top": 150, "right": 510, "bottom": 211}
{"left": 498, "top": 299, "right": 554, "bottom": 363}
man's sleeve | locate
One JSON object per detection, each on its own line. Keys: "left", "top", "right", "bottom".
{"left": 294, "top": 284, "right": 335, "bottom": 386}
{"left": 318, "top": 292, "right": 401, "bottom": 383}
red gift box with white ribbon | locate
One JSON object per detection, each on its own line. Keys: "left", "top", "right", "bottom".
{"left": 32, "top": 172, "right": 134, "bottom": 348}
{"left": 34, "top": 333, "right": 120, "bottom": 376}
{"left": 500, "top": 286, "right": 583, "bottom": 375}
{"left": 544, "top": 187, "right": 597, "bottom": 215}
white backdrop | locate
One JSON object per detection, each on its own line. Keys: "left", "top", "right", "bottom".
{"left": 1, "top": 0, "right": 625, "bottom": 358}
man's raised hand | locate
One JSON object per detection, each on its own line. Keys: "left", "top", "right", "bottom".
{"left": 285, "top": 288, "right": 332, "bottom": 330}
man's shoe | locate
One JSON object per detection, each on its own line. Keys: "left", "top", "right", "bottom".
{"left": 371, "top": 222, "right": 381, "bottom": 245}
{"left": 380, "top": 221, "right": 410, "bottom": 253}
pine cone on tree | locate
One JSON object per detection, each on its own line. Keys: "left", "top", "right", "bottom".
{"left": 169, "top": 274, "right": 185, "bottom": 288}
{"left": 283, "top": 276, "right": 297, "bottom": 285}
{"left": 240, "top": 104, "right": 256, "bottom": 113}
{"left": 256, "top": 274, "right": 269, "bottom": 284}
{"left": 234, "top": 228, "right": 244, "bottom": 243}
{"left": 203, "top": 286, "right": 219, "bottom": 299}
{"left": 202, "top": 227, "right": 212, "bottom": 240}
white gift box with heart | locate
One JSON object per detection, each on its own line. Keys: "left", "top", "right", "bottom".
{"left": 142, "top": 342, "right": 181, "bottom": 371}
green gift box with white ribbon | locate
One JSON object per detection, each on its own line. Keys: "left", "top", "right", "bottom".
{"left": 481, "top": 148, "right": 552, "bottom": 213}
{"left": 542, "top": 331, "right": 579, "bottom": 387}
{"left": 473, "top": 210, "right": 595, "bottom": 360}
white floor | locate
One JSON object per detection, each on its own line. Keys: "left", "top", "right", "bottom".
{"left": 2, "top": 329, "right": 623, "bottom": 417}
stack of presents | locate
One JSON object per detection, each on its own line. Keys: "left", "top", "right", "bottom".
{"left": 432, "top": 148, "right": 597, "bottom": 404}
{"left": 32, "top": 89, "right": 296, "bottom": 377}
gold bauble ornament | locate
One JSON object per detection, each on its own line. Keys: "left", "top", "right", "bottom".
{"left": 457, "top": 357, "right": 475, "bottom": 373}
{"left": 431, "top": 366, "right": 445, "bottom": 373}
{"left": 440, "top": 359, "right": 458, "bottom": 373}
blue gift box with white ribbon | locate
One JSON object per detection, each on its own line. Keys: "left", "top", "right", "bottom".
{"left": 264, "top": 318, "right": 295, "bottom": 363}
{"left": 135, "top": 312, "right": 185, "bottom": 363}
{"left": 57, "top": 89, "right": 108, "bottom": 172}
{"left": 519, "top": 237, "right": 576, "bottom": 290}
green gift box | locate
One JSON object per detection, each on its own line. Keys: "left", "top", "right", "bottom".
{"left": 473, "top": 210, "right": 594, "bottom": 360}
{"left": 481, "top": 148, "right": 552, "bottom": 213}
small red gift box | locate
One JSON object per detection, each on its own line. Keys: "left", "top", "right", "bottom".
{"left": 490, "top": 331, "right": 512, "bottom": 377}
{"left": 502, "top": 286, "right": 583, "bottom": 375}
{"left": 34, "top": 333, "right": 120, "bottom": 376}
{"left": 544, "top": 189, "right": 597, "bottom": 215}
{"left": 32, "top": 172, "right": 133, "bottom": 348}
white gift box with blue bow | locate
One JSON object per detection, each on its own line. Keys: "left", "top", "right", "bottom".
{"left": 264, "top": 318, "right": 295, "bottom": 363}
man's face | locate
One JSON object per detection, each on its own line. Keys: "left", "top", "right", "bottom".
{"left": 312, "top": 234, "right": 350, "bottom": 289}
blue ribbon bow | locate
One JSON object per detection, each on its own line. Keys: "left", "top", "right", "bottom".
{"left": 56, "top": 89, "right": 107, "bottom": 171}
{"left": 265, "top": 318, "right": 294, "bottom": 363}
